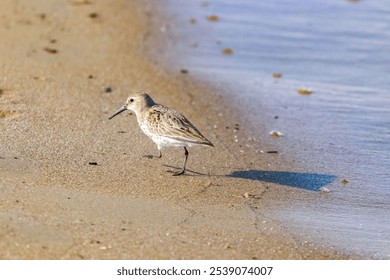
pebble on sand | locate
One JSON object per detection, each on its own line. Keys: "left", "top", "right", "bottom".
{"left": 89, "top": 13, "right": 99, "bottom": 19}
{"left": 222, "top": 48, "right": 233, "bottom": 54}
{"left": 206, "top": 15, "right": 219, "bottom": 21}
{"left": 340, "top": 179, "right": 349, "bottom": 184}
{"left": 269, "top": 130, "right": 284, "bottom": 138}
{"left": 319, "top": 187, "right": 330, "bottom": 193}
{"left": 43, "top": 47, "right": 58, "bottom": 54}
{"left": 297, "top": 88, "right": 313, "bottom": 95}
{"left": 272, "top": 73, "right": 282, "bottom": 78}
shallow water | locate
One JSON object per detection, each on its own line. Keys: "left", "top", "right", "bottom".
{"left": 158, "top": 0, "right": 390, "bottom": 258}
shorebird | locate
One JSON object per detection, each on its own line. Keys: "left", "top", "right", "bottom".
{"left": 109, "top": 92, "right": 214, "bottom": 176}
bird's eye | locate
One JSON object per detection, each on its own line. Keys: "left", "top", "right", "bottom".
{"left": 130, "top": 98, "right": 134, "bottom": 103}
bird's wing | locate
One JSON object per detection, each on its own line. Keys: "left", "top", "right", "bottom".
{"left": 146, "top": 105, "right": 213, "bottom": 146}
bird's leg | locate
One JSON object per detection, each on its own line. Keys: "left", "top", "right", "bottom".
{"left": 143, "top": 150, "right": 162, "bottom": 159}
{"left": 173, "top": 147, "right": 188, "bottom": 176}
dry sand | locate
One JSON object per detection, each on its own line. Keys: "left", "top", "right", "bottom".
{"left": 0, "top": 0, "right": 349, "bottom": 259}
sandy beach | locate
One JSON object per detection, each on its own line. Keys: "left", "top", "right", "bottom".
{"left": 0, "top": 0, "right": 351, "bottom": 259}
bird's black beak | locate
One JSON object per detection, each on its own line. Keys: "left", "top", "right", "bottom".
{"left": 108, "top": 105, "right": 127, "bottom": 120}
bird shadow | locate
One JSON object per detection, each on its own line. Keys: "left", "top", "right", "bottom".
{"left": 163, "top": 164, "right": 336, "bottom": 191}
{"left": 228, "top": 170, "right": 336, "bottom": 191}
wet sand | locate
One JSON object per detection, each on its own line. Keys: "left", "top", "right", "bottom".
{"left": 0, "top": 0, "right": 350, "bottom": 259}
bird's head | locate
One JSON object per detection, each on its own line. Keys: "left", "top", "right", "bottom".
{"left": 108, "top": 92, "right": 156, "bottom": 120}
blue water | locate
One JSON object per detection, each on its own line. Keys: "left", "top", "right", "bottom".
{"left": 158, "top": 0, "right": 390, "bottom": 258}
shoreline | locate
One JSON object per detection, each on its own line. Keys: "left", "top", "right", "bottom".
{"left": 1, "top": 0, "right": 351, "bottom": 259}
{"left": 148, "top": 0, "right": 390, "bottom": 259}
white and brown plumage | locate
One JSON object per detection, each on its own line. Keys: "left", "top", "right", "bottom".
{"left": 109, "top": 92, "right": 214, "bottom": 176}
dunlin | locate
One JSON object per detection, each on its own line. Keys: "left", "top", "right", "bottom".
{"left": 109, "top": 92, "right": 214, "bottom": 176}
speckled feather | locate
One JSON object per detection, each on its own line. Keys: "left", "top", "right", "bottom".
{"left": 142, "top": 105, "right": 213, "bottom": 147}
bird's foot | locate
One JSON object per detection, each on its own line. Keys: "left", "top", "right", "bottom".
{"left": 143, "top": 154, "right": 154, "bottom": 159}
{"left": 172, "top": 169, "right": 185, "bottom": 176}
{"left": 143, "top": 154, "right": 161, "bottom": 159}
